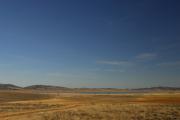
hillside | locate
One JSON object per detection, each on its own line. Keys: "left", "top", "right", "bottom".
{"left": 132, "top": 87, "right": 180, "bottom": 92}
{"left": 0, "top": 84, "right": 22, "bottom": 90}
{"left": 24, "top": 85, "right": 71, "bottom": 91}
{"left": 0, "top": 84, "right": 179, "bottom": 92}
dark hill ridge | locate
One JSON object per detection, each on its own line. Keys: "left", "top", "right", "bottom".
{"left": 0, "top": 84, "right": 22, "bottom": 90}
{"left": 24, "top": 85, "right": 71, "bottom": 90}
{"left": 0, "top": 84, "right": 179, "bottom": 91}
{"left": 0, "top": 84, "right": 69, "bottom": 91}
{"left": 132, "top": 87, "right": 180, "bottom": 91}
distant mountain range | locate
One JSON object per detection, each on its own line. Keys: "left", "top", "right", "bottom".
{"left": 0, "top": 84, "right": 70, "bottom": 91}
{"left": 24, "top": 85, "right": 70, "bottom": 91}
{"left": 0, "top": 84, "right": 22, "bottom": 90}
{"left": 132, "top": 87, "right": 180, "bottom": 91}
{"left": 0, "top": 84, "right": 179, "bottom": 91}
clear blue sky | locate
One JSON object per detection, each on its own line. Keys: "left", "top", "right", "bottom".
{"left": 0, "top": 0, "right": 180, "bottom": 88}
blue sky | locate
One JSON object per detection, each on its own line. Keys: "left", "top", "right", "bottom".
{"left": 0, "top": 0, "right": 180, "bottom": 88}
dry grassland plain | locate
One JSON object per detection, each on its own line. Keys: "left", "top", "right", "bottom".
{"left": 0, "top": 90, "right": 179, "bottom": 120}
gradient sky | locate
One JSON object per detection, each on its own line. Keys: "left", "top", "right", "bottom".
{"left": 0, "top": 0, "right": 180, "bottom": 88}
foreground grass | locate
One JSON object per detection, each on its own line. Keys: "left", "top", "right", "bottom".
{"left": 0, "top": 91, "right": 179, "bottom": 120}
{"left": 0, "top": 91, "right": 51, "bottom": 103}
{"left": 41, "top": 104, "right": 180, "bottom": 120}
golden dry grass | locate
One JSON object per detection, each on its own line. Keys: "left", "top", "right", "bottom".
{"left": 0, "top": 91, "right": 179, "bottom": 120}
{"left": 0, "top": 90, "right": 51, "bottom": 102}
{"left": 41, "top": 104, "right": 180, "bottom": 120}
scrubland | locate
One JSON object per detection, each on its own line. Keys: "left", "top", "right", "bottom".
{"left": 41, "top": 104, "right": 180, "bottom": 120}
{"left": 0, "top": 90, "right": 179, "bottom": 120}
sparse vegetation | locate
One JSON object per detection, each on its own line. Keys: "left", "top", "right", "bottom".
{"left": 0, "top": 91, "right": 51, "bottom": 103}
{"left": 0, "top": 103, "right": 63, "bottom": 112}
{"left": 0, "top": 91, "right": 179, "bottom": 120}
{"left": 41, "top": 104, "right": 180, "bottom": 120}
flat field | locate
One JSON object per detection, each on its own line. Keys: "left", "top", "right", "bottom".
{"left": 0, "top": 90, "right": 179, "bottom": 120}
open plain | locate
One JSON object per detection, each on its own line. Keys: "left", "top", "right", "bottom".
{"left": 0, "top": 90, "right": 179, "bottom": 120}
